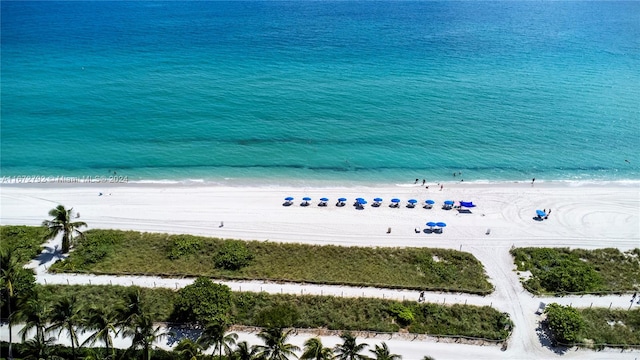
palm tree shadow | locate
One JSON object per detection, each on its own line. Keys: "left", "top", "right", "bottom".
{"left": 536, "top": 321, "right": 569, "bottom": 355}
{"left": 166, "top": 324, "right": 202, "bottom": 346}
{"left": 36, "top": 245, "right": 67, "bottom": 266}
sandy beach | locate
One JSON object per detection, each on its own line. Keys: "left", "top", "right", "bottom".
{"left": 1, "top": 181, "right": 639, "bottom": 359}
{"left": 1, "top": 181, "right": 638, "bottom": 249}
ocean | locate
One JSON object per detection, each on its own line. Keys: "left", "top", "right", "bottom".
{"left": 2, "top": 1, "right": 639, "bottom": 186}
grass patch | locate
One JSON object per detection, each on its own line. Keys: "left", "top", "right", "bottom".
{"left": 511, "top": 247, "right": 640, "bottom": 295}
{"left": 38, "top": 284, "right": 511, "bottom": 340}
{"left": 0, "top": 225, "right": 48, "bottom": 265}
{"left": 49, "top": 229, "right": 493, "bottom": 294}
{"left": 578, "top": 308, "right": 640, "bottom": 347}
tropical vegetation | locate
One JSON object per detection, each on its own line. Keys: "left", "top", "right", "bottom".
{"left": 46, "top": 228, "right": 492, "bottom": 294}
{"left": 511, "top": 247, "right": 640, "bottom": 294}
{"left": 42, "top": 205, "right": 87, "bottom": 253}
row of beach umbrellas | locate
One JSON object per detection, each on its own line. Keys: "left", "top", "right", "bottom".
{"left": 284, "top": 197, "right": 467, "bottom": 207}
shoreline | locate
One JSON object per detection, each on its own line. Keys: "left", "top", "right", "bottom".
{"left": 2, "top": 178, "right": 640, "bottom": 190}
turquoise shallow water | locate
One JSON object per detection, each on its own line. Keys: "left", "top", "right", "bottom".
{"left": 2, "top": 1, "right": 639, "bottom": 185}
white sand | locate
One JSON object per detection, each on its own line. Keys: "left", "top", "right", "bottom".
{"left": 1, "top": 181, "right": 639, "bottom": 359}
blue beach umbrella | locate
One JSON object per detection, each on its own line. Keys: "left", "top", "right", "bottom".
{"left": 425, "top": 200, "right": 435, "bottom": 205}
{"left": 391, "top": 198, "right": 400, "bottom": 203}
{"left": 373, "top": 197, "right": 383, "bottom": 202}
{"left": 408, "top": 199, "right": 418, "bottom": 204}
{"left": 285, "top": 197, "right": 294, "bottom": 201}
{"left": 338, "top": 197, "right": 347, "bottom": 202}
{"left": 436, "top": 222, "right": 447, "bottom": 227}
{"left": 357, "top": 198, "right": 367, "bottom": 204}
{"left": 320, "top": 197, "right": 329, "bottom": 202}
{"left": 444, "top": 200, "right": 454, "bottom": 205}
{"left": 303, "top": 197, "right": 311, "bottom": 201}
{"left": 426, "top": 221, "right": 437, "bottom": 228}
{"left": 536, "top": 210, "right": 546, "bottom": 217}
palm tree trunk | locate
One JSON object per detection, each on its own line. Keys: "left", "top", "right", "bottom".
{"left": 70, "top": 324, "right": 76, "bottom": 360}
{"left": 8, "top": 300, "right": 13, "bottom": 360}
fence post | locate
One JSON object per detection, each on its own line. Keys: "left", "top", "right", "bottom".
{"left": 609, "top": 302, "right": 612, "bottom": 310}
{"left": 89, "top": 279, "right": 91, "bottom": 285}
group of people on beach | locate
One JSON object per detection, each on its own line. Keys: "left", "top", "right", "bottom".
{"left": 414, "top": 178, "right": 445, "bottom": 191}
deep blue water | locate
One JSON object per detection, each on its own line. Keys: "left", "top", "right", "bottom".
{"left": 2, "top": 1, "right": 639, "bottom": 185}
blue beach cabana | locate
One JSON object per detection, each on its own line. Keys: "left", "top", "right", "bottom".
{"left": 390, "top": 198, "right": 401, "bottom": 208}
{"left": 301, "top": 197, "right": 311, "bottom": 207}
{"left": 443, "top": 200, "right": 454, "bottom": 210}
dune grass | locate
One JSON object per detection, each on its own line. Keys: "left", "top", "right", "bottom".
{"left": 0, "top": 225, "right": 48, "bottom": 265}
{"left": 577, "top": 307, "right": 640, "bottom": 347}
{"left": 511, "top": 247, "right": 640, "bottom": 294}
{"left": 49, "top": 229, "right": 493, "bottom": 294}
{"left": 38, "top": 284, "right": 511, "bottom": 340}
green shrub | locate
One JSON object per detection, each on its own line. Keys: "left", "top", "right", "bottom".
{"left": 167, "top": 235, "right": 201, "bottom": 260}
{"left": 544, "top": 303, "right": 585, "bottom": 344}
{"left": 388, "top": 303, "right": 414, "bottom": 326}
{"left": 214, "top": 241, "right": 253, "bottom": 270}
{"left": 173, "top": 277, "right": 232, "bottom": 325}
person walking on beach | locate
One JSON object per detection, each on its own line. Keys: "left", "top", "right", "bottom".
{"left": 422, "top": 179, "right": 426, "bottom": 185}
{"left": 440, "top": 184, "right": 443, "bottom": 191}
{"left": 532, "top": 178, "right": 536, "bottom": 186}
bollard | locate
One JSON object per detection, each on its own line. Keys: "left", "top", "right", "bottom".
{"left": 240, "top": 286, "right": 241, "bottom": 292}
{"left": 590, "top": 302, "right": 593, "bottom": 309}
{"left": 44, "top": 279, "right": 47, "bottom": 285}
{"left": 154, "top": 282, "right": 156, "bottom": 288}
{"left": 465, "top": 299, "right": 467, "bottom": 305}
{"left": 342, "top": 291, "right": 344, "bottom": 297}
{"left": 67, "top": 279, "right": 69, "bottom": 285}
{"left": 110, "top": 280, "right": 112, "bottom": 285}
{"left": 89, "top": 279, "right": 91, "bottom": 285}
{"left": 176, "top": 283, "right": 178, "bottom": 289}
{"left": 609, "top": 302, "right": 612, "bottom": 310}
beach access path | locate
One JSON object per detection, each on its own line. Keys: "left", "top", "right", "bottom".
{"left": 1, "top": 182, "right": 639, "bottom": 359}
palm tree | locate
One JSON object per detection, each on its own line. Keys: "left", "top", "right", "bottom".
{"left": 82, "top": 306, "right": 119, "bottom": 360}
{"left": 15, "top": 293, "right": 49, "bottom": 360}
{"left": 1, "top": 249, "right": 26, "bottom": 360}
{"left": 42, "top": 204, "right": 87, "bottom": 253}
{"left": 300, "top": 337, "right": 333, "bottom": 360}
{"left": 122, "top": 314, "right": 169, "bottom": 360}
{"left": 197, "top": 322, "right": 238, "bottom": 359}
{"left": 333, "top": 332, "right": 369, "bottom": 360}
{"left": 47, "top": 296, "right": 82, "bottom": 360}
{"left": 173, "top": 338, "right": 204, "bottom": 360}
{"left": 230, "top": 341, "right": 259, "bottom": 360}
{"left": 254, "top": 327, "right": 300, "bottom": 360}
{"left": 369, "top": 342, "right": 400, "bottom": 360}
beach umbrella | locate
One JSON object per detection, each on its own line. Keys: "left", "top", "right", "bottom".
{"left": 320, "top": 197, "right": 329, "bottom": 202}
{"left": 436, "top": 222, "right": 447, "bottom": 227}
{"left": 426, "top": 221, "right": 437, "bottom": 228}
{"left": 425, "top": 200, "right": 435, "bottom": 205}
{"left": 536, "top": 210, "right": 546, "bottom": 217}
{"left": 408, "top": 199, "right": 418, "bottom": 204}
{"left": 357, "top": 198, "right": 367, "bottom": 204}
{"left": 391, "top": 198, "right": 400, "bottom": 203}
{"left": 373, "top": 197, "right": 383, "bottom": 202}
{"left": 303, "top": 197, "right": 311, "bottom": 201}
{"left": 285, "top": 197, "right": 294, "bottom": 201}
{"left": 444, "top": 200, "right": 454, "bottom": 205}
